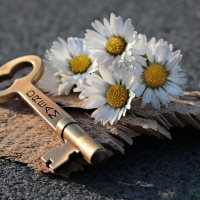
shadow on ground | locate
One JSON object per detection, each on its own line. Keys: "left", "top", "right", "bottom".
{"left": 38, "top": 126, "right": 200, "bottom": 199}
{"left": 1, "top": 125, "right": 200, "bottom": 199}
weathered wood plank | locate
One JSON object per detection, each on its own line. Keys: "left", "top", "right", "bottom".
{"left": 0, "top": 92, "right": 200, "bottom": 177}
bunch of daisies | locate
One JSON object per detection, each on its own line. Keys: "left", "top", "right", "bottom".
{"left": 37, "top": 13, "right": 187, "bottom": 125}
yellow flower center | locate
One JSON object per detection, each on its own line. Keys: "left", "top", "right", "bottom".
{"left": 105, "top": 37, "right": 127, "bottom": 56}
{"left": 106, "top": 84, "right": 129, "bottom": 108}
{"left": 143, "top": 63, "right": 168, "bottom": 88}
{"left": 70, "top": 55, "right": 91, "bottom": 74}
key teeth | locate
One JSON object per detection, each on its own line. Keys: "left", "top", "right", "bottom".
{"left": 41, "top": 142, "right": 80, "bottom": 173}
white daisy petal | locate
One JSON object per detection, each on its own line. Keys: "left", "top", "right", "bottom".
{"left": 124, "top": 52, "right": 134, "bottom": 62}
{"left": 99, "top": 66, "right": 115, "bottom": 85}
{"left": 92, "top": 20, "right": 107, "bottom": 36}
{"left": 129, "top": 80, "right": 138, "bottom": 92}
{"left": 134, "top": 83, "right": 146, "bottom": 97}
{"left": 110, "top": 108, "right": 120, "bottom": 125}
{"left": 101, "top": 106, "right": 111, "bottom": 125}
{"left": 115, "top": 16, "right": 123, "bottom": 37}
{"left": 169, "top": 44, "right": 173, "bottom": 51}
{"left": 123, "top": 19, "right": 131, "bottom": 37}
{"left": 168, "top": 72, "right": 185, "bottom": 78}
{"left": 58, "top": 82, "right": 74, "bottom": 96}
{"left": 166, "top": 55, "right": 182, "bottom": 71}
{"left": 167, "top": 77, "right": 187, "bottom": 84}
{"left": 122, "top": 107, "right": 128, "bottom": 116}
{"left": 87, "top": 73, "right": 107, "bottom": 85}
{"left": 92, "top": 105, "right": 109, "bottom": 124}
{"left": 123, "top": 19, "right": 134, "bottom": 42}
{"left": 110, "top": 13, "right": 118, "bottom": 36}
{"left": 107, "top": 108, "right": 116, "bottom": 125}
{"left": 163, "top": 82, "right": 183, "bottom": 96}
{"left": 86, "top": 30, "right": 107, "bottom": 44}
{"left": 125, "top": 70, "right": 135, "bottom": 89}
{"left": 169, "top": 65, "right": 182, "bottom": 74}
{"left": 131, "top": 48, "right": 145, "bottom": 56}
{"left": 130, "top": 61, "right": 145, "bottom": 74}
{"left": 155, "top": 45, "right": 162, "bottom": 63}
{"left": 144, "top": 44, "right": 154, "bottom": 63}
{"left": 84, "top": 85, "right": 102, "bottom": 93}
{"left": 151, "top": 91, "right": 160, "bottom": 109}
{"left": 166, "top": 81, "right": 184, "bottom": 95}
{"left": 113, "top": 62, "right": 121, "bottom": 84}
{"left": 102, "top": 107, "right": 115, "bottom": 125}
{"left": 90, "top": 80, "right": 109, "bottom": 91}
{"left": 94, "top": 52, "right": 110, "bottom": 63}
{"left": 103, "top": 18, "right": 112, "bottom": 37}
{"left": 118, "top": 107, "right": 124, "bottom": 120}
{"left": 149, "top": 37, "right": 156, "bottom": 54}
{"left": 36, "top": 60, "right": 60, "bottom": 96}
{"left": 142, "top": 88, "right": 152, "bottom": 105}
{"left": 81, "top": 89, "right": 105, "bottom": 98}
{"left": 132, "top": 53, "right": 147, "bottom": 66}
{"left": 82, "top": 97, "right": 107, "bottom": 109}
{"left": 121, "top": 65, "right": 127, "bottom": 86}
{"left": 114, "top": 55, "right": 122, "bottom": 63}
{"left": 85, "top": 41, "right": 105, "bottom": 50}
{"left": 157, "top": 87, "right": 170, "bottom": 103}
{"left": 103, "top": 56, "right": 114, "bottom": 67}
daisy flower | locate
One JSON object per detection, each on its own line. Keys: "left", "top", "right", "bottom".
{"left": 80, "top": 63, "right": 138, "bottom": 125}
{"left": 85, "top": 13, "right": 143, "bottom": 67}
{"left": 46, "top": 37, "right": 98, "bottom": 95}
{"left": 133, "top": 36, "right": 187, "bottom": 109}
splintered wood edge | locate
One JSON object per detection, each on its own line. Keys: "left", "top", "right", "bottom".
{"left": 1, "top": 91, "right": 200, "bottom": 177}
{"left": 49, "top": 91, "right": 200, "bottom": 136}
{"left": 48, "top": 91, "right": 200, "bottom": 176}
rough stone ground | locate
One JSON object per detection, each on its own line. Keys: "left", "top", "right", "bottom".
{"left": 1, "top": 0, "right": 200, "bottom": 199}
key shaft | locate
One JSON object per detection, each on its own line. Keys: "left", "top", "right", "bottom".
{"left": 19, "top": 81, "right": 73, "bottom": 130}
{"left": 0, "top": 55, "right": 108, "bottom": 170}
{"left": 17, "top": 78, "right": 107, "bottom": 165}
{"left": 19, "top": 82, "right": 107, "bottom": 166}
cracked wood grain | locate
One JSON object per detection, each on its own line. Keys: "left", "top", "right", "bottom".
{"left": 0, "top": 91, "right": 200, "bottom": 177}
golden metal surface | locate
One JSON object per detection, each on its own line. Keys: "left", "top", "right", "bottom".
{"left": 56, "top": 118, "right": 108, "bottom": 166}
{"left": 41, "top": 141, "right": 80, "bottom": 173}
{"left": 56, "top": 117, "right": 77, "bottom": 139}
{"left": 0, "top": 55, "right": 108, "bottom": 172}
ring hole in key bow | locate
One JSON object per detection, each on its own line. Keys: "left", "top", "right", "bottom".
{"left": 0, "top": 62, "right": 33, "bottom": 91}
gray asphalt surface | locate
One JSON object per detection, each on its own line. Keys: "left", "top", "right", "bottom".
{"left": 1, "top": 0, "right": 200, "bottom": 199}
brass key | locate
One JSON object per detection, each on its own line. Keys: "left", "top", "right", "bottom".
{"left": 0, "top": 55, "right": 108, "bottom": 173}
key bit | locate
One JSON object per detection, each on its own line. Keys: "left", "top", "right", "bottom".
{"left": 41, "top": 141, "right": 80, "bottom": 173}
{"left": 56, "top": 118, "right": 108, "bottom": 166}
